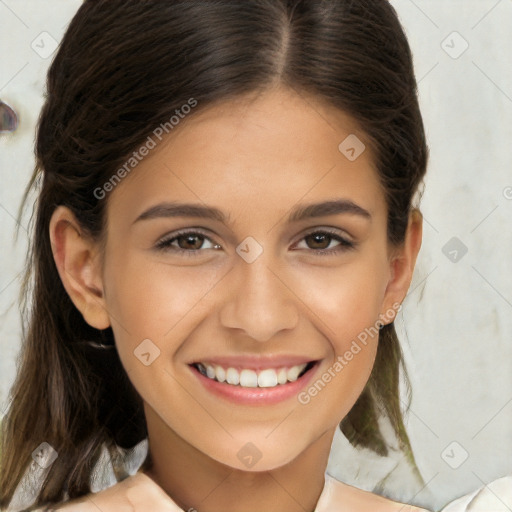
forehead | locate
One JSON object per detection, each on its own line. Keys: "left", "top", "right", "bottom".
{"left": 106, "top": 87, "right": 386, "bottom": 222}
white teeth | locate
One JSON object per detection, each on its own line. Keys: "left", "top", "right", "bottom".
{"left": 258, "top": 369, "right": 278, "bottom": 388}
{"left": 277, "top": 368, "right": 288, "bottom": 385}
{"left": 198, "top": 362, "right": 311, "bottom": 388}
{"left": 215, "top": 365, "right": 226, "bottom": 383}
{"left": 226, "top": 367, "right": 240, "bottom": 385}
{"left": 206, "top": 364, "right": 216, "bottom": 379}
{"left": 239, "top": 369, "right": 258, "bottom": 387}
{"left": 287, "top": 363, "right": 307, "bottom": 382}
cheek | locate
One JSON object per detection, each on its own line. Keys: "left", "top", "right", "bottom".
{"left": 103, "top": 250, "right": 224, "bottom": 342}
{"left": 295, "top": 288, "right": 381, "bottom": 430}
{"left": 289, "top": 254, "right": 388, "bottom": 417}
{"left": 290, "top": 252, "right": 390, "bottom": 347}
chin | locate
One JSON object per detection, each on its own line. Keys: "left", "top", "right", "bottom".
{"left": 205, "top": 429, "right": 323, "bottom": 473}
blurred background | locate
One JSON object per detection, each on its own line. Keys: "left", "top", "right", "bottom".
{"left": 0, "top": 1, "right": 511, "bottom": 510}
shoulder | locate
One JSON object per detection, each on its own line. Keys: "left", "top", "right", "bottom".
{"left": 50, "top": 471, "right": 181, "bottom": 511}
{"left": 439, "top": 475, "right": 512, "bottom": 512}
{"left": 315, "top": 474, "right": 431, "bottom": 512}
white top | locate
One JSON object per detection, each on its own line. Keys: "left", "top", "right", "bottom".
{"left": 25, "top": 472, "right": 512, "bottom": 511}
{"left": 439, "top": 475, "right": 512, "bottom": 512}
{"left": 34, "top": 471, "right": 429, "bottom": 512}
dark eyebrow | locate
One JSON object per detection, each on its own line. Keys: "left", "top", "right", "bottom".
{"left": 287, "top": 199, "right": 371, "bottom": 223}
{"left": 133, "top": 202, "right": 229, "bottom": 224}
{"left": 132, "top": 199, "right": 371, "bottom": 225}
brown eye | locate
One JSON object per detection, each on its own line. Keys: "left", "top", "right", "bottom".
{"left": 304, "top": 233, "right": 332, "bottom": 250}
{"left": 155, "top": 230, "right": 221, "bottom": 256}
{"left": 294, "top": 230, "right": 355, "bottom": 255}
{"left": 177, "top": 234, "right": 206, "bottom": 250}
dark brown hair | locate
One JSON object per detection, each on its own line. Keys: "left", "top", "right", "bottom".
{"left": 1, "top": 0, "right": 428, "bottom": 509}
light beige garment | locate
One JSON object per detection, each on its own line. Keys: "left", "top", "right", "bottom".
{"left": 35, "top": 471, "right": 430, "bottom": 512}
{"left": 439, "top": 475, "right": 512, "bottom": 512}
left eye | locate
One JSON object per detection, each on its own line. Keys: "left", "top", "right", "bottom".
{"left": 294, "top": 231, "right": 354, "bottom": 254}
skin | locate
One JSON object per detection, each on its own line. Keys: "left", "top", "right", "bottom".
{"left": 49, "top": 85, "right": 423, "bottom": 512}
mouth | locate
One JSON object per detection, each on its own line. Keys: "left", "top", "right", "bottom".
{"left": 192, "top": 361, "right": 315, "bottom": 388}
{"left": 189, "top": 359, "right": 319, "bottom": 405}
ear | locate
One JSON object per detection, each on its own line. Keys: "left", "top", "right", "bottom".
{"left": 380, "top": 209, "right": 423, "bottom": 324}
{"left": 49, "top": 206, "right": 110, "bottom": 330}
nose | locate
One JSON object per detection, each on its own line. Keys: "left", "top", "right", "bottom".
{"left": 219, "top": 252, "right": 299, "bottom": 342}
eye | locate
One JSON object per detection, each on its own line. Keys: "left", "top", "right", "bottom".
{"left": 293, "top": 229, "right": 355, "bottom": 255}
{"left": 155, "top": 230, "right": 221, "bottom": 256}
{"left": 155, "top": 228, "right": 355, "bottom": 257}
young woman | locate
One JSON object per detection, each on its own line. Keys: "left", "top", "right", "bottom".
{"left": 1, "top": 1, "right": 432, "bottom": 510}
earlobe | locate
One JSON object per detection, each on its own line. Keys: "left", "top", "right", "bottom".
{"left": 380, "top": 209, "right": 423, "bottom": 324}
{"left": 405, "top": 208, "right": 423, "bottom": 277}
{"left": 49, "top": 206, "right": 111, "bottom": 330}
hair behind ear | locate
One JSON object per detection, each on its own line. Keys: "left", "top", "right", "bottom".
{"left": 340, "top": 323, "right": 421, "bottom": 478}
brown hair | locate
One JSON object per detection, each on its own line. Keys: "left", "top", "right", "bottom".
{"left": 1, "top": 0, "right": 428, "bottom": 509}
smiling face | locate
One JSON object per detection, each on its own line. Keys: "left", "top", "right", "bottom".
{"left": 51, "top": 86, "right": 418, "bottom": 472}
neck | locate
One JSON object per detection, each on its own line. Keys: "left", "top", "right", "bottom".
{"left": 142, "top": 405, "right": 336, "bottom": 512}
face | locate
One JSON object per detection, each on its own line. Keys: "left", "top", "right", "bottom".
{"left": 53, "top": 86, "right": 414, "bottom": 472}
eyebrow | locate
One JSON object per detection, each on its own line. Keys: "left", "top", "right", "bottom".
{"left": 132, "top": 199, "right": 371, "bottom": 225}
{"left": 288, "top": 199, "right": 371, "bottom": 222}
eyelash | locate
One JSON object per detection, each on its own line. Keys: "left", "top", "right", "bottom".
{"left": 155, "top": 228, "right": 356, "bottom": 257}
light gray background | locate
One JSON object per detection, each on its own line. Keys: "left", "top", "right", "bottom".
{"left": 0, "top": 1, "right": 511, "bottom": 511}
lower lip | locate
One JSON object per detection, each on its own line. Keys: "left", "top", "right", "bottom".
{"left": 190, "top": 363, "right": 319, "bottom": 405}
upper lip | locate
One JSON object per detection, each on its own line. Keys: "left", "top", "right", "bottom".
{"left": 190, "top": 355, "right": 319, "bottom": 370}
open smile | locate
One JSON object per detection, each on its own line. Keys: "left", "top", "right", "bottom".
{"left": 189, "top": 359, "right": 320, "bottom": 405}
{"left": 193, "top": 361, "right": 315, "bottom": 388}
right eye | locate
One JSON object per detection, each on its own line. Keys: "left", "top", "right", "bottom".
{"left": 155, "top": 230, "right": 222, "bottom": 257}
